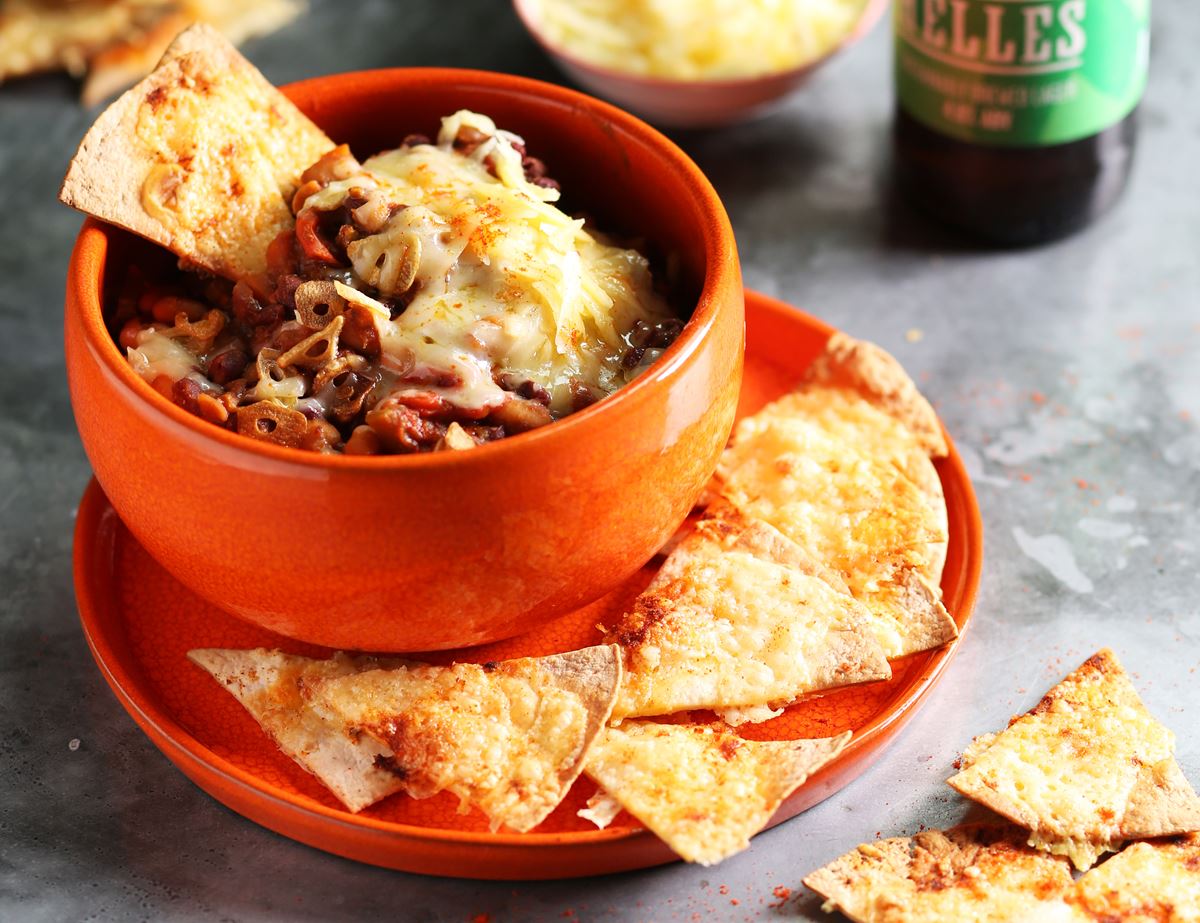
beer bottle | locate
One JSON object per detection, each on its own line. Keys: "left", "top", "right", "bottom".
{"left": 892, "top": 0, "right": 1150, "bottom": 244}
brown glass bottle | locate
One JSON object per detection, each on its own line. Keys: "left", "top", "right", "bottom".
{"left": 892, "top": 0, "right": 1148, "bottom": 245}
{"left": 894, "top": 107, "right": 1138, "bottom": 245}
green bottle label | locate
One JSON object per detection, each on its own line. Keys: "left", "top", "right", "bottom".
{"left": 895, "top": 0, "right": 1150, "bottom": 146}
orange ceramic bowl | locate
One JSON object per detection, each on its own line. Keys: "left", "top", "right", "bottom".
{"left": 64, "top": 68, "right": 744, "bottom": 653}
{"left": 513, "top": 0, "right": 888, "bottom": 128}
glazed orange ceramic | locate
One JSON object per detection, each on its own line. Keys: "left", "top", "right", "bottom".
{"left": 64, "top": 68, "right": 744, "bottom": 653}
{"left": 512, "top": 0, "right": 888, "bottom": 128}
{"left": 75, "top": 291, "right": 984, "bottom": 880}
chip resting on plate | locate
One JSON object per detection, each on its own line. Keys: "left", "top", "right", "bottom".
{"left": 948, "top": 649, "right": 1200, "bottom": 870}
{"left": 59, "top": 23, "right": 332, "bottom": 284}
{"left": 582, "top": 721, "right": 849, "bottom": 866}
{"left": 305, "top": 645, "right": 622, "bottom": 833}
{"left": 187, "top": 648, "right": 406, "bottom": 812}
{"left": 715, "top": 334, "right": 956, "bottom": 659}
{"left": 1066, "top": 833, "right": 1200, "bottom": 920}
{"left": 803, "top": 824, "right": 1076, "bottom": 923}
{"left": 605, "top": 500, "right": 891, "bottom": 724}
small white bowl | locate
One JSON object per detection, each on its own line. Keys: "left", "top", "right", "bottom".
{"left": 513, "top": 0, "right": 888, "bottom": 128}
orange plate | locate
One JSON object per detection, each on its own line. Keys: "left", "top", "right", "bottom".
{"left": 74, "top": 291, "right": 983, "bottom": 880}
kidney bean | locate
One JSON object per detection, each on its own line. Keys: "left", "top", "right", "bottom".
{"left": 207, "top": 347, "right": 249, "bottom": 385}
{"left": 171, "top": 377, "right": 202, "bottom": 414}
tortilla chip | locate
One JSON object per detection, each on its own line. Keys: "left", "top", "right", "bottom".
{"left": 606, "top": 502, "right": 890, "bottom": 722}
{"left": 1068, "top": 834, "right": 1200, "bottom": 920}
{"left": 584, "top": 721, "right": 849, "bottom": 865}
{"left": 187, "top": 647, "right": 405, "bottom": 812}
{"left": 803, "top": 824, "right": 1075, "bottom": 923}
{"left": 305, "top": 646, "right": 622, "bottom": 833}
{"left": 60, "top": 23, "right": 332, "bottom": 284}
{"left": 804, "top": 332, "right": 948, "bottom": 459}
{"left": 742, "top": 385, "right": 950, "bottom": 584}
{"left": 0, "top": 0, "right": 148, "bottom": 82}
{"left": 948, "top": 649, "right": 1200, "bottom": 870}
{"left": 716, "top": 388, "right": 956, "bottom": 658}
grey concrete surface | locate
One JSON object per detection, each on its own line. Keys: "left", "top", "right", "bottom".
{"left": 1, "top": 1, "right": 1197, "bottom": 921}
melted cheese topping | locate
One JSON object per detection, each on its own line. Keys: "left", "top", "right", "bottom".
{"left": 307, "top": 658, "right": 592, "bottom": 832}
{"left": 527, "top": 0, "right": 867, "bottom": 80}
{"left": 301, "top": 110, "right": 675, "bottom": 416}
{"left": 949, "top": 652, "right": 1177, "bottom": 870}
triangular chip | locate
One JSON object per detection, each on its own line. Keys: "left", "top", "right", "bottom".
{"left": 187, "top": 647, "right": 405, "bottom": 812}
{"left": 716, "top": 393, "right": 955, "bottom": 658}
{"left": 1068, "top": 834, "right": 1200, "bottom": 920}
{"left": 742, "top": 385, "right": 950, "bottom": 584}
{"left": 948, "top": 649, "right": 1200, "bottom": 869}
{"left": 80, "top": 1, "right": 304, "bottom": 107}
{"left": 305, "top": 645, "right": 622, "bottom": 833}
{"left": 60, "top": 23, "right": 332, "bottom": 284}
{"left": 803, "top": 332, "right": 948, "bottom": 459}
{"left": 605, "top": 502, "right": 891, "bottom": 723}
{"left": 584, "top": 721, "right": 849, "bottom": 865}
{"left": 803, "top": 824, "right": 1075, "bottom": 923}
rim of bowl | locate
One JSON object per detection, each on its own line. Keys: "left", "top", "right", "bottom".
{"left": 511, "top": 0, "right": 889, "bottom": 92}
{"left": 69, "top": 67, "right": 737, "bottom": 471}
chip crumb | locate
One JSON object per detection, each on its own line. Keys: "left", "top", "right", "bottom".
{"left": 68, "top": 738, "right": 81, "bottom": 751}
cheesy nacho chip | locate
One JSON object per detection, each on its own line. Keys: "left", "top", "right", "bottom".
{"left": 717, "top": 394, "right": 955, "bottom": 659}
{"left": 584, "top": 721, "right": 849, "bottom": 865}
{"left": 606, "top": 502, "right": 890, "bottom": 722}
{"left": 948, "top": 649, "right": 1200, "bottom": 870}
{"left": 742, "top": 386, "right": 950, "bottom": 583}
{"left": 1068, "top": 834, "right": 1200, "bottom": 921}
{"left": 803, "top": 824, "right": 1075, "bottom": 923}
{"left": 60, "top": 23, "right": 332, "bottom": 284}
{"left": 187, "top": 647, "right": 405, "bottom": 813}
{"left": 305, "top": 646, "right": 621, "bottom": 833}
{"left": 804, "top": 332, "right": 948, "bottom": 459}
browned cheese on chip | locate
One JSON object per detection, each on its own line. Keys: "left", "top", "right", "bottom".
{"left": 803, "top": 333, "right": 948, "bottom": 459}
{"left": 60, "top": 22, "right": 332, "bottom": 284}
{"left": 948, "top": 649, "right": 1200, "bottom": 870}
{"left": 1068, "top": 833, "right": 1200, "bottom": 922}
{"left": 187, "top": 647, "right": 405, "bottom": 812}
{"left": 304, "top": 646, "right": 622, "bottom": 833}
{"left": 605, "top": 501, "right": 890, "bottom": 724}
{"left": 583, "top": 721, "right": 849, "bottom": 866}
{"left": 803, "top": 824, "right": 1076, "bottom": 923}
{"left": 0, "top": 1, "right": 301, "bottom": 101}
{"left": 715, "top": 336, "right": 955, "bottom": 659}
{"left": 0, "top": 0, "right": 150, "bottom": 81}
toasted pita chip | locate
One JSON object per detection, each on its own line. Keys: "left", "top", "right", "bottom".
{"left": 742, "top": 386, "right": 950, "bottom": 584}
{"left": 605, "top": 502, "right": 890, "bottom": 723}
{"left": 60, "top": 23, "right": 332, "bottom": 284}
{"left": 584, "top": 721, "right": 849, "bottom": 865}
{"left": 0, "top": 0, "right": 148, "bottom": 82}
{"left": 717, "top": 394, "right": 955, "bottom": 658}
{"left": 1068, "top": 834, "right": 1200, "bottom": 920}
{"left": 803, "top": 824, "right": 1075, "bottom": 923}
{"left": 948, "top": 650, "right": 1200, "bottom": 870}
{"left": 804, "top": 333, "right": 948, "bottom": 459}
{"left": 306, "top": 646, "right": 622, "bottom": 833}
{"left": 187, "top": 648, "right": 405, "bottom": 812}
